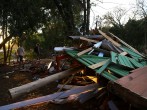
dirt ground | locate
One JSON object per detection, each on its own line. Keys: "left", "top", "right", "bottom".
{"left": 0, "top": 60, "right": 103, "bottom": 110}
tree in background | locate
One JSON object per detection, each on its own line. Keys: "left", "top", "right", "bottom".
{"left": 103, "top": 7, "right": 127, "bottom": 38}
{"left": 136, "top": 0, "right": 147, "bottom": 49}
{"left": 0, "top": 0, "right": 85, "bottom": 63}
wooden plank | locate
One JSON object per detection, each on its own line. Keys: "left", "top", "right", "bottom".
{"left": 99, "top": 30, "right": 121, "bottom": 47}
{"left": 80, "top": 37, "right": 98, "bottom": 43}
{"left": 116, "top": 70, "right": 147, "bottom": 86}
{"left": 120, "top": 51, "right": 127, "bottom": 56}
{"left": 109, "top": 32, "right": 145, "bottom": 57}
{"left": 77, "top": 47, "right": 92, "bottom": 56}
{"left": 89, "top": 59, "right": 110, "bottom": 69}
{"left": 86, "top": 76, "right": 97, "bottom": 83}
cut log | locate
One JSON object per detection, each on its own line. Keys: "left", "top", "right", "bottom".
{"left": 9, "top": 66, "right": 83, "bottom": 99}
{"left": 0, "top": 84, "right": 98, "bottom": 110}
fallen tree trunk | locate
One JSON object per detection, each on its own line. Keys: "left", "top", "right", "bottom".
{"left": 9, "top": 66, "right": 83, "bottom": 99}
{"left": 0, "top": 84, "right": 98, "bottom": 110}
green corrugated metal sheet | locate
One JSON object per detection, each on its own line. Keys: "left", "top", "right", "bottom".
{"left": 107, "top": 65, "right": 129, "bottom": 77}
{"left": 65, "top": 50, "right": 146, "bottom": 82}
{"left": 121, "top": 46, "right": 142, "bottom": 60}
{"left": 66, "top": 50, "right": 125, "bottom": 81}
{"left": 96, "top": 59, "right": 111, "bottom": 74}
{"left": 102, "top": 71, "right": 118, "bottom": 81}
{"left": 120, "top": 55, "right": 134, "bottom": 68}
{"left": 111, "top": 51, "right": 117, "bottom": 64}
{"left": 129, "top": 58, "right": 144, "bottom": 68}
{"left": 111, "top": 52, "right": 144, "bottom": 68}
{"left": 111, "top": 52, "right": 133, "bottom": 68}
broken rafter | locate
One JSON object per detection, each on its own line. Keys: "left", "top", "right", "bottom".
{"left": 120, "top": 51, "right": 128, "bottom": 56}
{"left": 98, "top": 30, "right": 121, "bottom": 47}
{"left": 89, "top": 59, "right": 110, "bottom": 69}
{"left": 80, "top": 37, "right": 98, "bottom": 43}
{"left": 77, "top": 47, "right": 92, "bottom": 56}
{"left": 109, "top": 32, "right": 145, "bottom": 57}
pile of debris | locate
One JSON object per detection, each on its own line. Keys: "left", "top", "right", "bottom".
{"left": 0, "top": 30, "right": 147, "bottom": 110}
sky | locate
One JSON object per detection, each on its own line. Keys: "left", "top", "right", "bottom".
{"left": 90, "top": 0, "right": 137, "bottom": 28}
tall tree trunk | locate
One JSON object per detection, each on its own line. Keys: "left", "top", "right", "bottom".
{"left": 53, "top": 0, "right": 75, "bottom": 35}
{"left": 86, "top": 0, "right": 90, "bottom": 35}
{"left": 83, "top": 0, "right": 87, "bottom": 35}
{"left": 2, "top": 15, "right": 7, "bottom": 64}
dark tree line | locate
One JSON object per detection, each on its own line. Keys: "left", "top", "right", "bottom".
{"left": 0, "top": 0, "right": 91, "bottom": 63}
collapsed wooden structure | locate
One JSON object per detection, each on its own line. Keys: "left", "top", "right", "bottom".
{"left": 0, "top": 30, "right": 147, "bottom": 109}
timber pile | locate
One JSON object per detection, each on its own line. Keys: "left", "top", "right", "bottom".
{"left": 0, "top": 30, "right": 147, "bottom": 110}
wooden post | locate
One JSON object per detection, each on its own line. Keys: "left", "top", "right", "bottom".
{"left": 9, "top": 66, "right": 83, "bottom": 99}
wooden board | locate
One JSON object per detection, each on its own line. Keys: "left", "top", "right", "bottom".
{"left": 120, "top": 51, "right": 127, "bottom": 56}
{"left": 99, "top": 30, "right": 121, "bottom": 47}
{"left": 77, "top": 47, "right": 92, "bottom": 56}
{"left": 86, "top": 76, "right": 98, "bottom": 83}
{"left": 80, "top": 37, "right": 98, "bottom": 43}
{"left": 89, "top": 59, "right": 110, "bottom": 69}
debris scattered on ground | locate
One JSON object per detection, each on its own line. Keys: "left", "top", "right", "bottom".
{"left": 0, "top": 30, "right": 147, "bottom": 110}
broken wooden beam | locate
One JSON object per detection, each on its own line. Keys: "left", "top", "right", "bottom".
{"left": 120, "top": 51, "right": 128, "bottom": 56}
{"left": 77, "top": 47, "right": 92, "bottom": 56}
{"left": 9, "top": 66, "right": 83, "bottom": 99}
{"left": 89, "top": 59, "right": 110, "bottom": 69}
{"left": 98, "top": 30, "right": 121, "bottom": 47}
{"left": 0, "top": 84, "right": 98, "bottom": 110}
{"left": 109, "top": 32, "right": 145, "bottom": 58}
{"left": 80, "top": 37, "right": 98, "bottom": 43}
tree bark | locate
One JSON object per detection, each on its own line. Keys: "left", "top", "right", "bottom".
{"left": 86, "top": 0, "right": 90, "bottom": 35}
